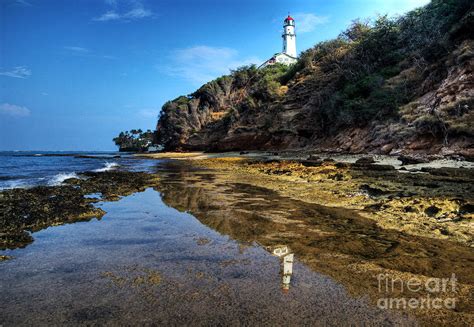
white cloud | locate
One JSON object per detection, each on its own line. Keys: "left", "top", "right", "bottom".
{"left": 164, "top": 46, "right": 261, "bottom": 85}
{"left": 12, "top": 0, "right": 32, "bottom": 6}
{"left": 0, "top": 66, "right": 31, "bottom": 79}
{"left": 93, "top": 1, "right": 153, "bottom": 22}
{"left": 62, "top": 46, "right": 116, "bottom": 59}
{"left": 124, "top": 7, "right": 152, "bottom": 19}
{"left": 0, "top": 103, "right": 31, "bottom": 117}
{"left": 293, "top": 13, "right": 329, "bottom": 33}
{"left": 63, "top": 46, "right": 90, "bottom": 53}
{"left": 94, "top": 11, "right": 121, "bottom": 21}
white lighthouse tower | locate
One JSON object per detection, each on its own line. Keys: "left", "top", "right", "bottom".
{"left": 261, "top": 15, "right": 298, "bottom": 67}
{"left": 282, "top": 15, "right": 297, "bottom": 58}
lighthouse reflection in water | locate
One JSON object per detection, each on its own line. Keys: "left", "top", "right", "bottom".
{"left": 272, "top": 246, "right": 294, "bottom": 293}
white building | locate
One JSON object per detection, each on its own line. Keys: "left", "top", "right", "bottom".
{"left": 262, "top": 15, "right": 298, "bottom": 67}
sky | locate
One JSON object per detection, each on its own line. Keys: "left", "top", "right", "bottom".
{"left": 0, "top": 0, "right": 430, "bottom": 151}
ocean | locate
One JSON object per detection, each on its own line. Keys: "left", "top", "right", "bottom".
{"left": 0, "top": 151, "right": 159, "bottom": 190}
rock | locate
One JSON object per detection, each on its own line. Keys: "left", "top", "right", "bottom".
{"left": 359, "top": 184, "right": 390, "bottom": 197}
{"left": 364, "top": 203, "right": 385, "bottom": 211}
{"left": 459, "top": 203, "right": 474, "bottom": 214}
{"left": 301, "top": 160, "right": 322, "bottom": 167}
{"left": 352, "top": 164, "right": 395, "bottom": 171}
{"left": 403, "top": 206, "right": 417, "bottom": 213}
{"left": 459, "top": 149, "right": 474, "bottom": 162}
{"left": 0, "top": 255, "right": 12, "bottom": 261}
{"left": 355, "top": 157, "right": 375, "bottom": 164}
{"left": 322, "top": 158, "right": 335, "bottom": 163}
{"left": 239, "top": 151, "right": 249, "bottom": 155}
{"left": 330, "top": 173, "right": 344, "bottom": 181}
{"left": 421, "top": 167, "right": 474, "bottom": 179}
{"left": 355, "top": 157, "right": 375, "bottom": 165}
{"left": 380, "top": 144, "right": 394, "bottom": 154}
{"left": 335, "top": 162, "right": 350, "bottom": 168}
{"left": 424, "top": 205, "right": 440, "bottom": 217}
{"left": 307, "top": 155, "right": 321, "bottom": 161}
{"left": 398, "top": 155, "right": 430, "bottom": 165}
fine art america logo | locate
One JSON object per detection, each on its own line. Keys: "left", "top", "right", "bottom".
{"left": 377, "top": 273, "right": 457, "bottom": 310}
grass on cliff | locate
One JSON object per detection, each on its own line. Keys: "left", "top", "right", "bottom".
{"left": 279, "top": 0, "right": 473, "bottom": 136}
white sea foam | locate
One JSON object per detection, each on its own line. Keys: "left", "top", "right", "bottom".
{"left": 94, "top": 162, "right": 119, "bottom": 172}
{"left": 48, "top": 172, "right": 80, "bottom": 186}
{"left": 0, "top": 180, "right": 28, "bottom": 190}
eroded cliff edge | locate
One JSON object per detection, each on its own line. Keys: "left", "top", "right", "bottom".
{"left": 155, "top": 0, "right": 473, "bottom": 158}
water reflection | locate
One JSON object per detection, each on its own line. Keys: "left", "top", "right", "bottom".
{"left": 272, "top": 246, "right": 294, "bottom": 293}
{"left": 154, "top": 161, "right": 474, "bottom": 325}
{"left": 0, "top": 188, "right": 414, "bottom": 325}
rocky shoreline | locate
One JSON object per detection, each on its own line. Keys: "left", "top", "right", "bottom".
{"left": 0, "top": 171, "right": 160, "bottom": 251}
{"left": 2, "top": 152, "right": 472, "bottom": 252}
{"left": 188, "top": 153, "right": 474, "bottom": 246}
{"left": 1, "top": 152, "right": 473, "bottom": 324}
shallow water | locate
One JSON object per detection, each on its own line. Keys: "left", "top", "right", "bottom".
{"left": 0, "top": 187, "right": 413, "bottom": 325}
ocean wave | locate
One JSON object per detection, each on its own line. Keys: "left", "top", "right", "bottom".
{"left": 0, "top": 175, "right": 21, "bottom": 181}
{"left": 48, "top": 172, "right": 80, "bottom": 186}
{"left": 0, "top": 180, "right": 28, "bottom": 190}
{"left": 94, "top": 162, "right": 119, "bottom": 172}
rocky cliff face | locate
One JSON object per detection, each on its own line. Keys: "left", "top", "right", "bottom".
{"left": 155, "top": 0, "right": 473, "bottom": 158}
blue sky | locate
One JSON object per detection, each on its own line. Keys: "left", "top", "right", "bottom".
{"left": 0, "top": 0, "right": 430, "bottom": 151}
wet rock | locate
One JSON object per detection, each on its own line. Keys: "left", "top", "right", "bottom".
{"left": 459, "top": 149, "right": 474, "bottom": 162}
{"left": 398, "top": 155, "right": 430, "bottom": 165}
{"left": 301, "top": 160, "right": 322, "bottom": 167}
{"left": 352, "top": 164, "right": 395, "bottom": 171}
{"left": 196, "top": 237, "right": 211, "bottom": 245}
{"left": 403, "top": 206, "right": 417, "bottom": 213}
{"left": 365, "top": 203, "right": 384, "bottom": 211}
{"left": 459, "top": 203, "right": 474, "bottom": 214}
{"left": 355, "top": 157, "right": 375, "bottom": 164}
{"left": 424, "top": 205, "right": 441, "bottom": 217}
{"left": 307, "top": 155, "right": 321, "bottom": 161}
{"left": 0, "top": 255, "right": 12, "bottom": 261}
{"left": 335, "top": 162, "right": 350, "bottom": 168}
{"left": 329, "top": 173, "right": 345, "bottom": 181}
{"left": 380, "top": 144, "right": 394, "bottom": 154}
{"left": 239, "top": 151, "right": 249, "bottom": 155}
{"left": 359, "top": 184, "right": 390, "bottom": 197}
{"left": 421, "top": 167, "right": 474, "bottom": 179}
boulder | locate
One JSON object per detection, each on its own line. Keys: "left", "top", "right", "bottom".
{"left": 398, "top": 155, "right": 430, "bottom": 165}
{"left": 355, "top": 157, "right": 375, "bottom": 164}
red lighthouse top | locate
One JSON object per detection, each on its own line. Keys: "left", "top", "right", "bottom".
{"left": 285, "top": 15, "right": 294, "bottom": 21}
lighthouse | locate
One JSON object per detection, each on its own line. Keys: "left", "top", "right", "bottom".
{"left": 261, "top": 15, "right": 298, "bottom": 67}
{"left": 282, "top": 15, "right": 297, "bottom": 58}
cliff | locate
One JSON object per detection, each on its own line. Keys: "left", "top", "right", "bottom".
{"left": 155, "top": 0, "right": 474, "bottom": 158}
